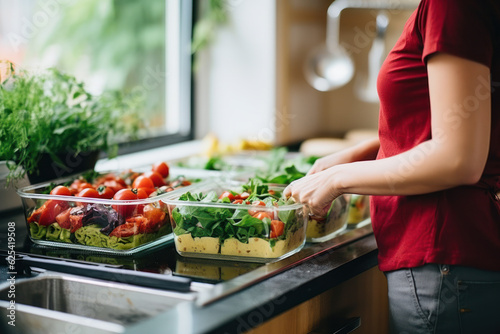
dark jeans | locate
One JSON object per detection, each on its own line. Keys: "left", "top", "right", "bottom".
{"left": 386, "top": 264, "right": 500, "bottom": 334}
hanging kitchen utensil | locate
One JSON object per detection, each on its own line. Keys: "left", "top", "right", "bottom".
{"left": 303, "top": 0, "right": 354, "bottom": 91}
{"left": 355, "top": 10, "right": 389, "bottom": 102}
{"left": 304, "top": 0, "right": 419, "bottom": 92}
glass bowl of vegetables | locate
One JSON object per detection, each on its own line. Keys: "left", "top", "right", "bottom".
{"left": 162, "top": 180, "right": 309, "bottom": 263}
{"left": 306, "top": 194, "right": 351, "bottom": 243}
{"left": 17, "top": 162, "right": 207, "bottom": 255}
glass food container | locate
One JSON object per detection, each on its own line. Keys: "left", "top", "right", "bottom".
{"left": 163, "top": 181, "right": 308, "bottom": 263}
{"left": 17, "top": 168, "right": 210, "bottom": 255}
{"left": 347, "top": 194, "right": 370, "bottom": 226}
{"left": 306, "top": 194, "right": 351, "bottom": 243}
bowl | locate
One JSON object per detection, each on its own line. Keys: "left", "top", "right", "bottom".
{"left": 163, "top": 180, "right": 308, "bottom": 263}
{"left": 347, "top": 194, "right": 370, "bottom": 225}
{"left": 306, "top": 194, "right": 350, "bottom": 243}
{"left": 16, "top": 168, "right": 210, "bottom": 255}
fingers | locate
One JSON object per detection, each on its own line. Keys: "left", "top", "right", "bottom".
{"left": 283, "top": 183, "right": 293, "bottom": 198}
{"left": 306, "top": 162, "right": 322, "bottom": 176}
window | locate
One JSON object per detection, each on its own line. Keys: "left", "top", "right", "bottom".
{"left": 0, "top": 0, "right": 193, "bottom": 153}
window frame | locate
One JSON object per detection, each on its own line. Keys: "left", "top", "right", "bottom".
{"left": 117, "top": 0, "right": 194, "bottom": 156}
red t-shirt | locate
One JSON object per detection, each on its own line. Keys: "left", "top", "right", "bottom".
{"left": 372, "top": 0, "right": 500, "bottom": 272}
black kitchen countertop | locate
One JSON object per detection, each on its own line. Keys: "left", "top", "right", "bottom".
{"left": 0, "top": 207, "right": 379, "bottom": 334}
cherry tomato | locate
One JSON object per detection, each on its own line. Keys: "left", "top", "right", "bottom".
{"left": 152, "top": 161, "right": 169, "bottom": 178}
{"left": 248, "top": 200, "right": 266, "bottom": 216}
{"left": 97, "top": 185, "right": 115, "bottom": 199}
{"left": 132, "top": 175, "right": 155, "bottom": 189}
{"left": 143, "top": 205, "right": 166, "bottom": 226}
{"left": 138, "top": 187, "right": 156, "bottom": 196}
{"left": 143, "top": 171, "right": 166, "bottom": 187}
{"left": 76, "top": 188, "right": 100, "bottom": 198}
{"left": 239, "top": 192, "right": 250, "bottom": 200}
{"left": 50, "top": 186, "right": 71, "bottom": 196}
{"left": 27, "top": 206, "right": 43, "bottom": 223}
{"left": 232, "top": 199, "right": 244, "bottom": 204}
{"left": 113, "top": 189, "right": 139, "bottom": 201}
{"left": 78, "top": 182, "right": 93, "bottom": 191}
{"left": 69, "top": 179, "right": 86, "bottom": 195}
{"left": 69, "top": 214, "right": 83, "bottom": 233}
{"left": 94, "top": 173, "right": 117, "bottom": 184}
{"left": 253, "top": 212, "right": 273, "bottom": 221}
{"left": 103, "top": 179, "right": 126, "bottom": 193}
{"left": 112, "top": 189, "right": 138, "bottom": 218}
{"left": 219, "top": 191, "right": 235, "bottom": 201}
{"left": 109, "top": 222, "right": 138, "bottom": 238}
{"left": 134, "top": 188, "right": 149, "bottom": 214}
{"left": 270, "top": 220, "right": 285, "bottom": 238}
{"left": 55, "top": 208, "right": 71, "bottom": 229}
{"left": 38, "top": 200, "right": 69, "bottom": 226}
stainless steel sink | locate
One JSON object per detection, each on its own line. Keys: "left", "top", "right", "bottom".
{"left": 0, "top": 271, "right": 197, "bottom": 334}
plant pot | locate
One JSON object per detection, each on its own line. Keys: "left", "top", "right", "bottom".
{"left": 0, "top": 161, "right": 30, "bottom": 212}
{"left": 27, "top": 150, "right": 100, "bottom": 184}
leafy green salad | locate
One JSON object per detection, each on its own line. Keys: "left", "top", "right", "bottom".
{"left": 170, "top": 179, "right": 304, "bottom": 249}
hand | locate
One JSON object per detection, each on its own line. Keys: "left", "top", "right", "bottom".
{"left": 284, "top": 168, "right": 343, "bottom": 217}
{"left": 307, "top": 151, "right": 352, "bottom": 175}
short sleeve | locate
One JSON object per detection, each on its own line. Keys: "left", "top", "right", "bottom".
{"left": 418, "top": 0, "right": 494, "bottom": 67}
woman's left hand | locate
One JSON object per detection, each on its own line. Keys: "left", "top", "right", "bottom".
{"left": 284, "top": 167, "right": 343, "bottom": 217}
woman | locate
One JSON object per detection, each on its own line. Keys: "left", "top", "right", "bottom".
{"left": 285, "top": 0, "right": 500, "bottom": 332}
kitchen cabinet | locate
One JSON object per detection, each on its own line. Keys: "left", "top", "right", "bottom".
{"left": 248, "top": 266, "right": 388, "bottom": 334}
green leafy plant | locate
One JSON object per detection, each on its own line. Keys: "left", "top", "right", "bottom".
{"left": 0, "top": 61, "right": 142, "bottom": 184}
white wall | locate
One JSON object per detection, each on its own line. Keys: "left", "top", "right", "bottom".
{"left": 194, "top": 0, "right": 277, "bottom": 143}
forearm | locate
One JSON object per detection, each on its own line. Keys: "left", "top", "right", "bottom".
{"left": 343, "top": 137, "right": 380, "bottom": 163}
{"left": 333, "top": 139, "right": 482, "bottom": 196}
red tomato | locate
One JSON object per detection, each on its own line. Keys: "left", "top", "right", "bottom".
{"left": 103, "top": 179, "right": 126, "bottom": 193}
{"left": 128, "top": 216, "right": 157, "bottom": 234}
{"left": 110, "top": 222, "right": 139, "bottom": 238}
{"left": 38, "top": 200, "right": 69, "bottom": 226}
{"left": 76, "top": 188, "right": 100, "bottom": 198}
{"left": 139, "top": 187, "right": 156, "bottom": 196}
{"left": 143, "top": 205, "right": 166, "bottom": 226}
{"left": 27, "top": 206, "right": 43, "bottom": 223}
{"left": 270, "top": 220, "right": 285, "bottom": 238}
{"left": 232, "top": 199, "right": 244, "bottom": 204}
{"left": 112, "top": 189, "right": 138, "bottom": 218}
{"left": 55, "top": 208, "right": 71, "bottom": 229}
{"left": 135, "top": 188, "right": 148, "bottom": 214}
{"left": 152, "top": 161, "right": 169, "bottom": 178}
{"left": 69, "top": 207, "right": 84, "bottom": 233}
{"left": 78, "top": 182, "right": 93, "bottom": 191}
{"left": 136, "top": 188, "right": 148, "bottom": 199}
{"left": 248, "top": 200, "right": 266, "bottom": 216}
{"left": 97, "top": 185, "right": 115, "bottom": 199}
{"left": 143, "top": 171, "right": 166, "bottom": 187}
{"left": 239, "top": 192, "right": 250, "bottom": 200}
{"left": 50, "top": 186, "right": 71, "bottom": 196}
{"left": 69, "top": 179, "right": 85, "bottom": 195}
{"left": 219, "top": 191, "right": 235, "bottom": 201}
{"left": 132, "top": 175, "right": 155, "bottom": 189}
{"left": 268, "top": 190, "right": 276, "bottom": 195}
{"left": 253, "top": 212, "right": 273, "bottom": 221}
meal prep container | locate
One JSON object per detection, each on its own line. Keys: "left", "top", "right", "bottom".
{"left": 163, "top": 181, "right": 309, "bottom": 263}
{"left": 347, "top": 194, "right": 370, "bottom": 225}
{"left": 306, "top": 194, "right": 351, "bottom": 243}
{"left": 17, "top": 168, "right": 214, "bottom": 255}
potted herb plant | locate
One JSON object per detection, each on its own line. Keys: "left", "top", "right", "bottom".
{"left": 0, "top": 60, "right": 141, "bottom": 185}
